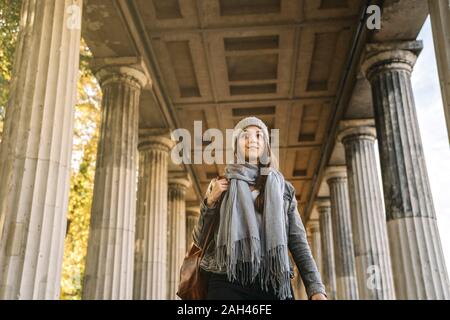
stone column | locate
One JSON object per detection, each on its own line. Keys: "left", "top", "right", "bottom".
{"left": 429, "top": 0, "right": 450, "bottom": 142}
{"left": 316, "top": 199, "right": 337, "bottom": 300}
{"left": 185, "top": 207, "right": 199, "bottom": 250}
{"left": 362, "top": 42, "right": 450, "bottom": 299}
{"left": 167, "top": 177, "right": 191, "bottom": 300}
{"left": 338, "top": 121, "right": 396, "bottom": 300}
{"left": 133, "top": 133, "right": 173, "bottom": 300}
{"left": 325, "top": 166, "right": 359, "bottom": 300}
{"left": 82, "top": 66, "right": 147, "bottom": 300}
{"left": 299, "top": 282, "right": 308, "bottom": 300}
{"left": 0, "top": 0, "right": 82, "bottom": 299}
{"left": 292, "top": 266, "right": 308, "bottom": 300}
{"left": 306, "top": 220, "right": 322, "bottom": 274}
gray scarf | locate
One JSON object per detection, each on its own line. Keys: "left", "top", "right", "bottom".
{"left": 215, "top": 163, "right": 292, "bottom": 299}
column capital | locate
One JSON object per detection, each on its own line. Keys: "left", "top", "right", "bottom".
{"left": 315, "top": 198, "right": 331, "bottom": 211}
{"left": 362, "top": 41, "right": 423, "bottom": 80}
{"left": 91, "top": 56, "right": 150, "bottom": 89}
{"left": 168, "top": 175, "right": 191, "bottom": 191}
{"left": 307, "top": 219, "right": 320, "bottom": 233}
{"left": 324, "top": 165, "right": 347, "bottom": 183}
{"left": 95, "top": 65, "right": 148, "bottom": 89}
{"left": 138, "top": 129, "right": 174, "bottom": 152}
{"left": 337, "top": 125, "right": 377, "bottom": 145}
{"left": 186, "top": 206, "right": 200, "bottom": 218}
{"left": 339, "top": 118, "right": 375, "bottom": 129}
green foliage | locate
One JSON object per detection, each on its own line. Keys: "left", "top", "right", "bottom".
{"left": 0, "top": 0, "right": 21, "bottom": 132}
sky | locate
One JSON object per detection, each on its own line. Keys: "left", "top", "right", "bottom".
{"left": 410, "top": 17, "right": 450, "bottom": 269}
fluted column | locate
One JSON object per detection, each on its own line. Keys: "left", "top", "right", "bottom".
{"left": 82, "top": 66, "right": 147, "bottom": 300}
{"left": 185, "top": 207, "right": 199, "bottom": 251}
{"left": 338, "top": 122, "right": 395, "bottom": 300}
{"left": 167, "top": 177, "right": 191, "bottom": 300}
{"left": 306, "top": 220, "right": 322, "bottom": 274}
{"left": 0, "top": 0, "right": 82, "bottom": 299}
{"left": 326, "top": 166, "right": 359, "bottom": 300}
{"left": 133, "top": 134, "right": 173, "bottom": 300}
{"left": 316, "top": 199, "right": 337, "bottom": 300}
{"left": 292, "top": 266, "right": 308, "bottom": 300}
{"left": 363, "top": 42, "right": 450, "bottom": 299}
{"left": 429, "top": 0, "right": 450, "bottom": 142}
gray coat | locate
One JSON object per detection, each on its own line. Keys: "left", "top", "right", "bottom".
{"left": 192, "top": 180, "right": 327, "bottom": 299}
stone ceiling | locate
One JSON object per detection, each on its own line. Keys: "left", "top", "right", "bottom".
{"left": 82, "top": 0, "right": 428, "bottom": 219}
{"left": 135, "top": 0, "right": 361, "bottom": 214}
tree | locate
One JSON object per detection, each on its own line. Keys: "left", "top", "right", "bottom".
{"left": 0, "top": 0, "right": 21, "bottom": 134}
{"left": 60, "top": 42, "right": 102, "bottom": 300}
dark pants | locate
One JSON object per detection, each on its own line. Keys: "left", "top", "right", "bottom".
{"left": 206, "top": 272, "right": 295, "bottom": 300}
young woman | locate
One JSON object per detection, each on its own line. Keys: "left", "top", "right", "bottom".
{"left": 192, "top": 117, "right": 327, "bottom": 300}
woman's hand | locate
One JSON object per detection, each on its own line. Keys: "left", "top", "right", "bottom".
{"left": 206, "top": 178, "right": 229, "bottom": 208}
{"left": 310, "top": 293, "right": 328, "bottom": 300}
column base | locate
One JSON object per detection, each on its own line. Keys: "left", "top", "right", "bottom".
{"left": 387, "top": 217, "right": 450, "bottom": 299}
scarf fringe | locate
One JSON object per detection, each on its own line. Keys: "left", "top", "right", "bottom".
{"left": 216, "top": 237, "right": 261, "bottom": 286}
{"left": 216, "top": 238, "right": 292, "bottom": 300}
{"left": 259, "top": 244, "right": 292, "bottom": 300}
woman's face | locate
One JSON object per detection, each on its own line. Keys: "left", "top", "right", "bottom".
{"left": 237, "top": 125, "right": 266, "bottom": 164}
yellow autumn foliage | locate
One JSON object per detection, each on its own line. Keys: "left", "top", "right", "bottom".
{"left": 60, "top": 42, "right": 102, "bottom": 300}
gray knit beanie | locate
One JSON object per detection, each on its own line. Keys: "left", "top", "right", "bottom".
{"left": 232, "top": 117, "right": 269, "bottom": 152}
